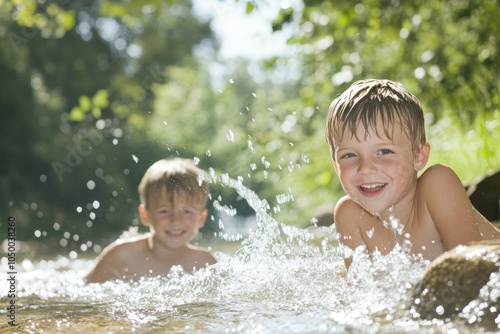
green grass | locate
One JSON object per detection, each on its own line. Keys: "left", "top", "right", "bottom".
{"left": 426, "top": 109, "right": 500, "bottom": 183}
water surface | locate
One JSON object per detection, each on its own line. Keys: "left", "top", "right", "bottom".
{"left": 1, "top": 176, "right": 498, "bottom": 333}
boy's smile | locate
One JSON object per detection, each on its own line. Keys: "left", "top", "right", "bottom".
{"left": 358, "top": 183, "right": 386, "bottom": 196}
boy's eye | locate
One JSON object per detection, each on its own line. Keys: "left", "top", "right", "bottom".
{"left": 183, "top": 209, "right": 196, "bottom": 215}
{"left": 340, "top": 153, "right": 356, "bottom": 159}
{"left": 379, "top": 149, "right": 393, "bottom": 155}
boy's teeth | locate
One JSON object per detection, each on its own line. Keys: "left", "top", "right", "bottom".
{"left": 361, "top": 183, "right": 384, "bottom": 189}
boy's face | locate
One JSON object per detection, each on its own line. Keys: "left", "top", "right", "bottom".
{"left": 139, "top": 189, "right": 208, "bottom": 250}
{"left": 332, "top": 120, "right": 428, "bottom": 214}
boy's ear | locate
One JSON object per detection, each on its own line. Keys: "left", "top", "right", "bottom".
{"left": 414, "top": 142, "right": 430, "bottom": 171}
{"left": 138, "top": 204, "right": 151, "bottom": 227}
{"left": 197, "top": 208, "right": 209, "bottom": 228}
{"left": 332, "top": 160, "right": 340, "bottom": 175}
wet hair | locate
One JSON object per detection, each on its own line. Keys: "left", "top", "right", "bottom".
{"left": 138, "top": 158, "right": 209, "bottom": 210}
{"left": 325, "top": 79, "right": 426, "bottom": 160}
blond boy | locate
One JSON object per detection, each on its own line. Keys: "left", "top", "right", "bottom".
{"left": 325, "top": 79, "right": 500, "bottom": 268}
{"left": 85, "top": 158, "right": 216, "bottom": 283}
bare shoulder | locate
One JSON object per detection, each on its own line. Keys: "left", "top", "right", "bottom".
{"left": 100, "top": 235, "right": 148, "bottom": 260}
{"left": 334, "top": 195, "right": 369, "bottom": 247}
{"left": 334, "top": 195, "right": 366, "bottom": 225}
{"left": 187, "top": 244, "right": 217, "bottom": 266}
{"left": 418, "top": 163, "right": 462, "bottom": 189}
{"left": 416, "top": 163, "right": 498, "bottom": 251}
{"left": 85, "top": 236, "right": 148, "bottom": 283}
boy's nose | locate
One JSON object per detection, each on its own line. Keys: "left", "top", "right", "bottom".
{"left": 168, "top": 212, "right": 185, "bottom": 223}
{"left": 358, "top": 158, "right": 377, "bottom": 175}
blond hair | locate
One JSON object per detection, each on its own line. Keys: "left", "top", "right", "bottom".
{"left": 325, "top": 79, "right": 426, "bottom": 160}
{"left": 138, "top": 158, "right": 209, "bottom": 209}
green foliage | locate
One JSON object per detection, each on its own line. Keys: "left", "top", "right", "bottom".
{"left": 0, "top": 0, "right": 216, "bottom": 247}
{"left": 2, "top": 0, "right": 499, "bottom": 251}
{"left": 2, "top": 0, "right": 76, "bottom": 41}
{"left": 69, "top": 90, "right": 109, "bottom": 121}
{"left": 427, "top": 109, "right": 500, "bottom": 182}
{"left": 264, "top": 0, "right": 500, "bottom": 211}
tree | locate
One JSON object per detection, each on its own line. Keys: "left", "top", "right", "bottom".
{"left": 0, "top": 0, "right": 217, "bottom": 250}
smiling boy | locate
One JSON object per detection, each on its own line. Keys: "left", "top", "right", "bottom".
{"left": 85, "top": 158, "right": 216, "bottom": 283}
{"left": 325, "top": 79, "right": 500, "bottom": 268}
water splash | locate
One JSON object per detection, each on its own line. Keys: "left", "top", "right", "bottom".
{"left": 1, "top": 175, "right": 498, "bottom": 333}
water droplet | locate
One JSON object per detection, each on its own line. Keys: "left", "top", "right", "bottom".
{"left": 76, "top": 206, "right": 82, "bottom": 213}
{"left": 132, "top": 154, "right": 139, "bottom": 163}
{"left": 87, "top": 180, "right": 96, "bottom": 190}
{"left": 261, "top": 156, "right": 270, "bottom": 168}
{"left": 92, "top": 200, "right": 100, "bottom": 209}
{"left": 226, "top": 129, "right": 235, "bottom": 142}
{"left": 276, "top": 194, "right": 294, "bottom": 204}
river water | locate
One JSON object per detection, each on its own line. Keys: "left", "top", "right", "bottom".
{"left": 1, "top": 176, "right": 498, "bottom": 333}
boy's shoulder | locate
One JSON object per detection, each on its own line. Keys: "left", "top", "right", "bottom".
{"left": 185, "top": 244, "right": 217, "bottom": 266}
{"left": 417, "top": 163, "right": 463, "bottom": 192}
{"left": 100, "top": 234, "right": 150, "bottom": 259}
{"left": 334, "top": 195, "right": 376, "bottom": 229}
{"left": 334, "top": 195, "right": 365, "bottom": 217}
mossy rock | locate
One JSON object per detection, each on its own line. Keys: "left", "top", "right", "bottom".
{"left": 412, "top": 240, "right": 500, "bottom": 325}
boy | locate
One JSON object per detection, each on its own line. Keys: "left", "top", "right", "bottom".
{"left": 85, "top": 158, "right": 216, "bottom": 283}
{"left": 325, "top": 79, "right": 500, "bottom": 268}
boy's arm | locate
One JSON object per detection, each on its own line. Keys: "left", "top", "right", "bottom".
{"left": 85, "top": 242, "right": 125, "bottom": 283}
{"left": 422, "top": 164, "right": 482, "bottom": 251}
{"left": 334, "top": 195, "right": 366, "bottom": 268}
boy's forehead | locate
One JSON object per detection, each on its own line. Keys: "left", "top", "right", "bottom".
{"left": 340, "top": 119, "right": 407, "bottom": 143}
{"left": 148, "top": 186, "right": 200, "bottom": 207}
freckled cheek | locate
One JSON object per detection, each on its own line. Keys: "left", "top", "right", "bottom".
{"left": 394, "top": 161, "right": 415, "bottom": 177}
{"left": 336, "top": 169, "right": 357, "bottom": 194}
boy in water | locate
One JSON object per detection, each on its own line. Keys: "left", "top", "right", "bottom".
{"left": 85, "top": 158, "right": 216, "bottom": 283}
{"left": 325, "top": 79, "right": 500, "bottom": 268}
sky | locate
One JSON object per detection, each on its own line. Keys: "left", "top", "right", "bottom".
{"left": 192, "top": 0, "right": 295, "bottom": 60}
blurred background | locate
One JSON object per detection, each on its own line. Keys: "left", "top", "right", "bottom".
{"left": 1, "top": 0, "right": 499, "bottom": 256}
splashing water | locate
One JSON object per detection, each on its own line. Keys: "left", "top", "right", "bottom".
{"left": 1, "top": 175, "right": 498, "bottom": 333}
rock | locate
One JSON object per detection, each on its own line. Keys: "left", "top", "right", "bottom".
{"left": 465, "top": 169, "right": 500, "bottom": 222}
{"left": 412, "top": 240, "right": 500, "bottom": 326}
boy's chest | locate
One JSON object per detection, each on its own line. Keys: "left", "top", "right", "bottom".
{"left": 402, "top": 220, "right": 444, "bottom": 261}
{"left": 361, "top": 217, "right": 444, "bottom": 260}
